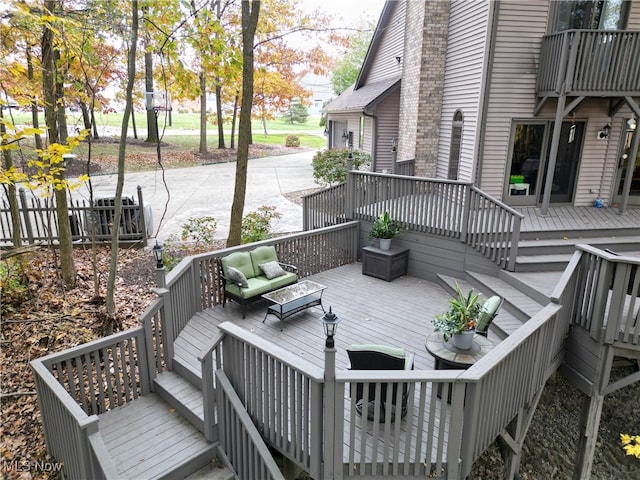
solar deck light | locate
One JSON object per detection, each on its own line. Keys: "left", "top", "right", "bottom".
{"left": 321, "top": 307, "right": 341, "bottom": 348}
{"left": 152, "top": 242, "right": 163, "bottom": 269}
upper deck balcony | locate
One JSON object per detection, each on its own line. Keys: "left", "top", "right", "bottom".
{"left": 536, "top": 30, "right": 640, "bottom": 97}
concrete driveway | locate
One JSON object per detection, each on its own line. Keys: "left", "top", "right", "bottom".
{"left": 71, "top": 150, "right": 319, "bottom": 243}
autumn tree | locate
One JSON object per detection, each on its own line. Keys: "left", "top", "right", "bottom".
{"left": 227, "top": 0, "right": 259, "bottom": 247}
{"left": 106, "top": 0, "right": 139, "bottom": 325}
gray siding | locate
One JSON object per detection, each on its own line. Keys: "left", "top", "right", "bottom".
{"left": 438, "top": 0, "right": 490, "bottom": 182}
{"left": 479, "top": 1, "right": 549, "bottom": 197}
{"left": 363, "top": 1, "right": 406, "bottom": 84}
{"left": 372, "top": 88, "right": 401, "bottom": 172}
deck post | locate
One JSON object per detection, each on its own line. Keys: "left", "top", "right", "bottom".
{"left": 541, "top": 91, "right": 567, "bottom": 216}
{"left": 573, "top": 392, "right": 605, "bottom": 480}
{"left": 345, "top": 172, "right": 355, "bottom": 221}
{"left": 323, "top": 343, "right": 336, "bottom": 480}
{"left": 619, "top": 98, "right": 640, "bottom": 214}
{"left": 19, "top": 187, "right": 35, "bottom": 244}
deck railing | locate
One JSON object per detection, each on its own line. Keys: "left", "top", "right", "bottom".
{"left": 537, "top": 30, "right": 640, "bottom": 96}
{"left": 303, "top": 172, "right": 523, "bottom": 270}
{"left": 219, "top": 322, "right": 324, "bottom": 479}
{"left": 571, "top": 245, "right": 640, "bottom": 346}
{"left": 0, "top": 186, "right": 149, "bottom": 246}
{"left": 30, "top": 327, "right": 152, "bottom": 479}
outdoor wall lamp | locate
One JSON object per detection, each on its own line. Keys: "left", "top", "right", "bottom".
{"left": 341, "top": 130, "right": 349, "bottom": 143}
{"left": 321, "top": 307, "right": 341, "bottom": 348}
{"left": 598, "top": 124, "right": 610, "bottom": 140}
{"left": 395, "top": 56, "right": 402, "bottom": 65}
{"left": 152, "top": 242, "right": 164, "bottom": 269}
{"left": 627, "top": 117, "right": 637, "bottom": 132}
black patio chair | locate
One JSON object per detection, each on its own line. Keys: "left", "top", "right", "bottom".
{"left": 347, "top": 344, "right": 414, "bottom": 422}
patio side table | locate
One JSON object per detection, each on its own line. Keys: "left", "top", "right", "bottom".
{"left": 361, "top": 245, "right": 409, "bottom": 282}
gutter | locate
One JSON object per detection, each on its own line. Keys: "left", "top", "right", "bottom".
{"left": 475, "top": 0, "right": 500, "bottom": 187}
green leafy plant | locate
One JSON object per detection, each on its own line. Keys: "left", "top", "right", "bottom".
{"left": 621, "top": 434, "right": 640, "bottom": 459}
{"left": 0, "top": 259, "right": 31, "bottom": 315}
{"left": 179, "top": 216, "right": 218, "bottom": 248}
{"left": 432, "top": 282, "right": 483, "bottom": 341}
{"left": 241, "top": 206, "right": 282, "bottom": 244}
{"left": 312, "top": 148, "right": 371, "bottom": 187}
{"left": 285, "top": 135, "right": 300, "bottom": 147}
{"left": 368, "top": 211, "right": 402, "bottom": 240}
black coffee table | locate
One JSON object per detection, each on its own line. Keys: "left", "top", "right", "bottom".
{"left": 262, "top": 280, "right": 327, "bottom": 322}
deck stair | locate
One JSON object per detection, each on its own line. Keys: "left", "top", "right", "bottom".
{"left": 513, "top": 227, "right": 639, "bottom": 272}
{"left": 437, "top": 271, "right": 546, "bottom": 341}
{"left": 98, "top": 394, "right": 219, "bottom": 479}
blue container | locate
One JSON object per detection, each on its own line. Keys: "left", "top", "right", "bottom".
{"left": 594, "top": 198, "right": 604, "bottom": 208}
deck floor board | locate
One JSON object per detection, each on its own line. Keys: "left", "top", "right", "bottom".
{"left": 99, "top": 395, "right": 214, "bottom": 479}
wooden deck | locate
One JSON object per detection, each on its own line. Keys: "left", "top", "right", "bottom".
{"left": 518, "top": 206, "right": 640, "bottom": 233}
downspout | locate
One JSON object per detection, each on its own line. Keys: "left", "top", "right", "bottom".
{"left": 363, "top": 110, "right": 377, "bottom": 171}
{"left": 475, "top": 0, "right": 500, "bottom": 188}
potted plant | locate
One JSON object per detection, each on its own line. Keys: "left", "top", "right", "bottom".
{"left": 432, "top": 282, "right": 483, "bottom": 349}
{"left": 368, "top": 211, "right": 403, "bottom": 250}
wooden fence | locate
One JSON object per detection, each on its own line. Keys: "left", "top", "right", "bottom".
{"left": 0, "top": 186, "right": 150, "bottom": 246}
{"left": 303, "top": 172, "right": 523, "bottom": 270}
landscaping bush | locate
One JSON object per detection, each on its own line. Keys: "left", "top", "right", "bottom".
{"left": 312, "top": 148, "right": 371, "bottom": 187}
{"left": 285, "top": 135, "right": 300, "bottom": 147}
{"left": 0, "top": 258, "right": 31, "bottom": 315}
{"left": 241, "top": 206, "right": 282, "bottom": 244}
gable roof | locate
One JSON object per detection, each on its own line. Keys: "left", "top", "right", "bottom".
{"left": 323, "top": 76, "right": 400, "bottom": 113}
{"left": 355, "top": 0, "right": 398, "bottom": 89}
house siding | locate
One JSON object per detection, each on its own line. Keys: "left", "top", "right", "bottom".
{"left": 437, "top": 0, "right": 490, "bottom": 182}
{"left": 362, "top": 1, "right": 406, "bottom": 85}
{"left": 372, "top": 88, "right": 401, "bottom": 172}
{"left": 479, "top": 1, "right": 549, "bottom": 198}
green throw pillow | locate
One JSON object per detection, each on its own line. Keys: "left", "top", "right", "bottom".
{"left": 259, "top": 261, "right": 286, "bottom": 280}
{"left": 226, "top": 266, "right": 249, "bottom": 288}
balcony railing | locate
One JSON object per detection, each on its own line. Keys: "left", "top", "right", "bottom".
{"left": 537, "top": 30, "right": 640, "bottom": 96}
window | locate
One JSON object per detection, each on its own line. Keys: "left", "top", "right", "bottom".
{"left": 448, "top": 111, "right": 463, "bottom": 180}
{"left": 550, "top": 0, "right": 630, "bottom": 32}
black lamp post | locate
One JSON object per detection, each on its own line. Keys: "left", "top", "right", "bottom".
{"left": 321, "top": 307, "right": 341, "bottom": 348}
{"left": 152, "top": 242, "right": 163, "bottom": 269}
{"left": 346, "top": 131, "right": 354, "bottom": 171}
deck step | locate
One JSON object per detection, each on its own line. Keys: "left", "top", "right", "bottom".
{"left": 514, "top": 253, "right": 573, "bottom": 272}
{"left": 155, "top": 371, "right": 205, "bottom": 434}
{"left": 99, "top": 394, "right": 218, "bottom": 479}
{"left": 173, "top": 311, "right": 223, "bottom": 387}
{"left": 516, "top": 235, "right": 640, "bottom": 256}
{"left": 436, "top": 274, "right": 536, "bottom": 341}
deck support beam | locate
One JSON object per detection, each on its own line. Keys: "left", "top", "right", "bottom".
{"left": 499, "top": 387, "right": 544, "bottom": 480}
{"left": 573, "top": 393, "right": 604, "bottom": 480}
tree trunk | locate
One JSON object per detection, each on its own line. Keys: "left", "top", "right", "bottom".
{"left": 227, "top": 0, "right": 260, "bottom": 246}
{"left": 231, "top": 93, "right": 238, "bottom": 149}
{"left": 106, "top": 0, "right": 139, "bottom": 323}
{"left": 42, "top": 0, "right": 75, "bottom": 288}
{"left": 26, "top": 44, "right": 43, "bottom": 150}
{"left": 143, "top": 18, "right": 158, "bottom": 144}
{"left": 80, "top": 102, "right": 91, "bottom": 132}
{"left": 216, "top": 84, "right": 225, "bottom": 149}
{"left": 90, "top": 109, "right": 99, "bottom": 139}
{"left": 199, "top": 70, "right": 207, "bottom": 154}
{"left": 0, "top": 110, "right": 22, "bottom": 248}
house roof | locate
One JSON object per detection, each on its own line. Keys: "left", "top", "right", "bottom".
{"left": 323, "top": 76, "right": 400, "bottom": 114}
{"left": 355, "top": 0, "right": 397, "bottom": 89}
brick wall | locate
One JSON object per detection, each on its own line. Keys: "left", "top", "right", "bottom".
{"left": 399, "top": 1, "right": 450, "bottom": 178}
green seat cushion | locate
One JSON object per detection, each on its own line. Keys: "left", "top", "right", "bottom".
{"left": 221, "top": 251, "right": 255, "bottom": 280}
{"left": 224, "top": 271, "right": 297, "bottom": 299}
{"left": 250, "top": 246, "right": 279, "bottom": 277}
{"left": 348, "top": 344, "right": 412, "bottom": 369}
{"left": 477, "top": 296, "right": 502, "bottom": 330}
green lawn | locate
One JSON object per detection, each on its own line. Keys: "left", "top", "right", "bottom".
{"left": 6, "top": 112, "right": 327, "bottom": 151}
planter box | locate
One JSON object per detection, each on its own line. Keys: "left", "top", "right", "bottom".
{"left": 362, "top": 246, "right": 409, "bottom": 282}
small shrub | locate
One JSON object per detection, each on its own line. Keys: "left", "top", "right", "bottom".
{"left": 0, "top": 259, "right": 31, "bottom": 315}
{"left": 312, "top": 148, "right": 371, "bottom": 187}
{"left": 285, "top": 135, "right": 300, "bottom": 147}
{"left": 241, "top": 206, "right": 282, "bottom": 244}
{"left": 179, "top": 216, "right": 218, "bottom": 248}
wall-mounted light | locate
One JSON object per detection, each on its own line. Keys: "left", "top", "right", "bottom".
{"left": 627, "top": 116, "right": 637, "bottom": 132}
{"left": 395, "top": 56, "right": 402, "bottom": 65}
{"left": 597, "top": 124, "right": 610, "bottom": 140}
{"left": 341, "top": 130, "right": 349, "bottom": 143}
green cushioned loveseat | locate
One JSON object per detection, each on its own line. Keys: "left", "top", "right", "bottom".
{"left": 219, "top": 245, "right": 297, "bottom": 317}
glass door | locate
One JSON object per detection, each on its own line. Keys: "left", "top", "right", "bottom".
{"left": 540, "top": 121, "right": 584, "bottom": 204}
{"left": 613, "top": 121, "right": 640, "bottom": 206}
